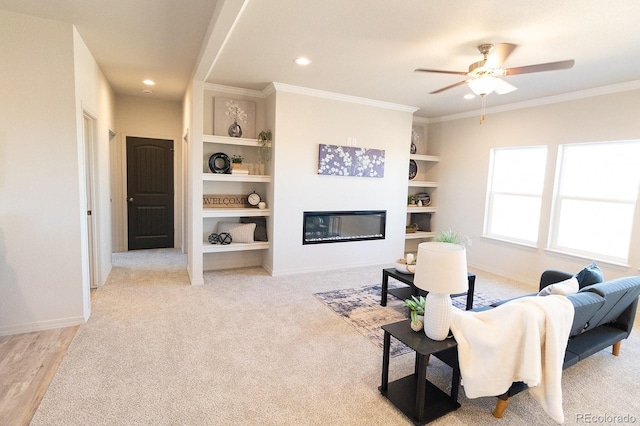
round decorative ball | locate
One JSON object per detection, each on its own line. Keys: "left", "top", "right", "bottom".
{"left": 207, "top": 233, "right": 219, "bottom": 244}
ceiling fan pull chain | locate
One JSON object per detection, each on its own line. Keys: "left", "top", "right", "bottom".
{"left": 480, "top": 95, "right": 487, "bottom": 125}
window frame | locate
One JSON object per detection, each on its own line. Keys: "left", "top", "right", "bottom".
{"left": 483, "top": 145, "right": 548, "bottom": 246}
{"left": 547, "top": 140, "right": 640, "bottom": 264}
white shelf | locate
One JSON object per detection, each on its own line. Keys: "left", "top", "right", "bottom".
{"left": 406, "top": 206, "right": 436, "bottom": 213}
{"left": 203, "top": 208, "right": 271, "bottom": 218}
{"left": 410, "top": 154, "right": 440, "bottom": 162}
{"left": 203, "top": 134, "right": 260, "bottom": 147}
{"left": 405, "top": 231, "right": 435, "bottom": 240}
{"left": 203, "top": 173, "right": 271, "bottom": 183}
{"left": 202, "top": 241, "right": 270, "bottom": 253}
{"left": 408, "top": 180, "right": 438, "bottom": 188}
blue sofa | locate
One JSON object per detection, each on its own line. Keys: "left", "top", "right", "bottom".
{"left": 491, "top": 270, "right": 640, "bottom": 417}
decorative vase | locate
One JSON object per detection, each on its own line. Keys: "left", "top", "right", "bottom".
{"left": 228, "top": 120, "right": 242, "bottom": 138}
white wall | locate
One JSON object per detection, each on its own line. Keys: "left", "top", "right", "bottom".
{"left": 113, "top": 95, "right": 185, "bottom": 252}
{"left": 270, "top": 89, "right": 414, "bottom": 275}
{"left": 73, "top": 27, "right": 115, "bottom": 295}
{"left": 0, "top": 11, "right": 100, "bottom": 334}
{"left": 429, "top": 88, "right": 640, "bottom": 288}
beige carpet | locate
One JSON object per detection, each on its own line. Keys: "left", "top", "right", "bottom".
{"left": 31, "top": 249, "right": 640, "bottom": 425}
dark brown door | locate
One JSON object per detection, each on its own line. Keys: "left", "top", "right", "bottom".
{"left": 126, "top": 137, "right": 174, "bottom": 250}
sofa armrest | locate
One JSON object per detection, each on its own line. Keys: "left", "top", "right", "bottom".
{"left": 565, "top": 292, "right": 605, "bottom": 337}
{"left": 539, "top": 270, "right": 573, "bottom": 292}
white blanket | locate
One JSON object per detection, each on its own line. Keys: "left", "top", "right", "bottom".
{"left": 450, "top": 295, "right": 574, "bottom": 423}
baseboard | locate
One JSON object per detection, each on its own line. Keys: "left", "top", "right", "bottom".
{"left": 0, "top": 316, "right": 86, "bottom": 337}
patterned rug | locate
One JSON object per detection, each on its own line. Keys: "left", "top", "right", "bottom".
{"left": 314, "top": 284, "right": 500, "bottom": 357}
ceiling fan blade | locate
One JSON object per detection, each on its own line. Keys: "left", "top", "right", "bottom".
{"left": 415, "top": 68, "right": 468, "bottom": 76}
{"left": 485, "top": 43, "right": 517, "bottom": 69}
{"left": 505, "top": 59, "right": 575, "bottom": 75}
{"left": 430, "top": 80, "right": 468, "bottom": 94}
{"left": 494, "top": 78, "right": 517, "bottom": 95}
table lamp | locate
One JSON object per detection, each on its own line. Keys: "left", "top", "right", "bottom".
{"left": 414, "top": 242, "right": 468, "bottom": 340}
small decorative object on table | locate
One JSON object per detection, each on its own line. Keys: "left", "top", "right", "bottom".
{"left": 404, "top": 295, "right": 426, "bottom": 331}
{"left": 395, "top": 253, "right": 416, "bottom": 273}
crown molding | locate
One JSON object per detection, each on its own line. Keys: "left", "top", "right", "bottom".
{"left": 203, "top": 83, "right": 267, "bottom": 98}
{"left": 270, "top": 82, "right": 418, "bottom": 113}
{"left": 430, "top": 80, "right": 640, "bottom": 123}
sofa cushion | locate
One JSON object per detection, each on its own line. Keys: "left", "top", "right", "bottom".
{"left": 538, "top": 277, "right": 579, "bottom": 296}
{"left": 574, "top": 262, "right": 603, "bottom": 289}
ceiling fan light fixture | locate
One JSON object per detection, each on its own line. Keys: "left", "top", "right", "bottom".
{"left": 467, "top": 76, "right": 500, "bottom": 96}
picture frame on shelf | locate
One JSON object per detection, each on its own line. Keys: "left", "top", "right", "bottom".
{"left": 214, "top": 97, "right": 256, "bottom": 139}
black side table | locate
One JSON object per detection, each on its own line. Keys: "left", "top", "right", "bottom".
{"left": 379, "top": 319, "right": 460, "bottom": 424}
{"left": 380, "top": 268, "right": 476, "bottom": 310}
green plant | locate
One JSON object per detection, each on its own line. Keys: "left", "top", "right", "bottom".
{"left": 407, "top": 194, "right": 417, "bottom": 205}
{"left": 404, "top": 295, "right": 425, "bottom": 322}
{"left": 433, "top": 228, "right": 471, "bottom": 247}
{"left": 258, "top": 130, "right": 272, "bottom": 144}
{"left": 231, "top": 154, "right": 243, "bottom": 164}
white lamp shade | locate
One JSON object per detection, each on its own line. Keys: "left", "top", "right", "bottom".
{"left": 467, "top": 76, "right": 500, "bottom": 96}
{"left": 413, "top": 242, "right": 468, "bottom": 294}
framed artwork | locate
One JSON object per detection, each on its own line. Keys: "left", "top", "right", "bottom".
{"left": 214, "top": 97, "right": 256, "bottom": 139}
{"left": 317, "top": 144, "right": 385, "bottom": 178}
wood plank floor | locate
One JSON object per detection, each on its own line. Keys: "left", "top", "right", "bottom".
{"left": 0, "top": 326, "right": 78, "bottom": 426}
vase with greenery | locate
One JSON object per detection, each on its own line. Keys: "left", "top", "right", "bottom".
{"left": 257, "top": 130, "right": 272, "bottom": 164}
{"left": 404, "top": 295, "right": 425, "bottom": 331}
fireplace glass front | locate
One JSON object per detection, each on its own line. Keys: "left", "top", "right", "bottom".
{"left": 302, "top": 210, "right": 386, "bottom": 245}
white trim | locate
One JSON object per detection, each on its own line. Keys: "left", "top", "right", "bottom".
{"left": 544, "top": 248, "right": 631, "bottom": 270}
{"left": 203, "top": 82, "right": 266, "bottom": 98}
{"left": 0, "top": 316, "right": 86, "bottom": 337}
{"left": 431, "top": 80, "right": 640, "bottom": 123}
{"left": 271, "top": 82, "right": 419, "bottom": 113}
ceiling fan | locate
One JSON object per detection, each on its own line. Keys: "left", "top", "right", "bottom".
{"left": 415, "top": 43, "right": 575, "bottom": 96}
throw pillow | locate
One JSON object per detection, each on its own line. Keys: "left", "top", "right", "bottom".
{"left": 574, "top": 261, "right": 603, "bottom": 289}
{"left": 217, "top": 222, "right": 256, "bottom": 243}
{"left": 240, "top": 217, "right": 268, "bottom": 241}
{"left": 538, "top": 276, "right": 579, "bottom": 296}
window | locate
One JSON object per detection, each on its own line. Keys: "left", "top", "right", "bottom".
{"left": 484, "top": 146, "right": 548, "bottom": 245}
{"left": 549, "top": 140, "right": 640, "bottom": 263}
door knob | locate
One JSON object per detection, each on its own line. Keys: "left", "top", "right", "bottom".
{"left": 127, "top": 197, "right": 134, "bottom": 203}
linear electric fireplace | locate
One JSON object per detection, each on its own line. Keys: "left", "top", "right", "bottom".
{"left": 303, "top": 210, "right": 386, "bottom": 245}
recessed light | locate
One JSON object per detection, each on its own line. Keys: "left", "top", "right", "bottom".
{"left": 464, "top": 94, "right": 475, "bottom": 100}
{"left": 294, "top": 57, "right": 311, "bottom": 66}
{"left": 143, "top": 79, "right": 156, "bottom": 86}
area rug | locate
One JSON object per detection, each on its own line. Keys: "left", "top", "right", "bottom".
{"left": 314, "top": 284, "right": 500, "bottom": 357}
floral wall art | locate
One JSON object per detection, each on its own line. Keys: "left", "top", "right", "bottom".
{"left": 317, "top": 144, "right": 385, "bottom": 178}
{"left": 214, "top": 97, "right": 256, "bottom": 139}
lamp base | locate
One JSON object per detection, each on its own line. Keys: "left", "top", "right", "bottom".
{"left": 423, "top": 293, "right": 452, "bottom": 341}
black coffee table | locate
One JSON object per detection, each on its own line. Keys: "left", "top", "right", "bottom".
{"left": 380, "top": 268, "right": 476, "bottom": 310}
{"left": 379, "top": 319, "right": 461, "bottom": 424}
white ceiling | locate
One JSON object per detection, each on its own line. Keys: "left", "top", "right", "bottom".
{"left": 3, "top": 0, "right": 640, "bottom": 118}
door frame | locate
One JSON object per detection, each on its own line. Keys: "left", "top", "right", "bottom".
{"left": 82, "top": 111, "right": 99, "bottom": 288}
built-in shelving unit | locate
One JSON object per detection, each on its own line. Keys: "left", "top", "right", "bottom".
{"left": 405, "top": 119, "right": 438, "bottom": 253}
{"left": 198, "top": 87, "right": 273, "bottom": 271}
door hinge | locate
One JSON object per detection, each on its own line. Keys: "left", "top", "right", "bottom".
{"left": 87, "top": 210, "right": 92, "bottom": 216}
